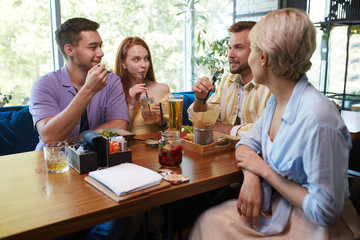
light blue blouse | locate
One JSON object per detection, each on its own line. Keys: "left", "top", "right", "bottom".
{"left": 237, "top": 75, "right": 352, "bottom": 232}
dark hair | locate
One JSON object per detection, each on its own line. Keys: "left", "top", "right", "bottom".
{"left": 114, "top": 37, "right": 156, "bottom": 101}
{"left": 55, "top": 17, "right": 99, "bottom": 57}
{"left": 228, "top": 21, "right": 256, "bottom": 33}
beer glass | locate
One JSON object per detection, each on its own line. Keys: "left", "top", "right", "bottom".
{"left": 168, "top": 95, "right": 183, "bottom": 132}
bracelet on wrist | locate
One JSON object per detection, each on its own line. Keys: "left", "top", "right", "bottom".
{"left": 194, "top": 95, "right": 206, "bottom": 102}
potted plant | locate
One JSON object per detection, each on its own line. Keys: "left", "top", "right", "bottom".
{"left": 0, "top": 90, "right": 12, "bottom": 107}
{"left": 192, "top": 35, "right": 229, "bottom": 75}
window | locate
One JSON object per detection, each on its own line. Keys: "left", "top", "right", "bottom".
{"left": 0, "top": 0, "right": 53, "bottom": 106}
{"left": 233, "top": 0, "right": 360, "bottom": 109}
{"left": 317, "top": 0, "right": 360, "bottom": 109}
{"left": 61, "top": 0, "right": 185, "bottom": 92}
{"left": 0, "top": 0, "right": 233, "bottom": 107}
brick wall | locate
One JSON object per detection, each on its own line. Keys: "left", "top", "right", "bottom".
{"left": 235, "top": 0, "right": 277, "bottom": 15}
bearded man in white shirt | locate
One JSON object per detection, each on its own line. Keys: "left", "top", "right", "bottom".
{"left": 188, "top": 21, "right": 271, "bottom": 138}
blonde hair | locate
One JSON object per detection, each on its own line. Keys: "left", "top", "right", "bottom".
{"left": 249, "top": 8, "right": 316, "bottom": 81}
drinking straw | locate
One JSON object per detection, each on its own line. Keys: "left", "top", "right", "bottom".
{"left": 159, "top": 102, "right": 165, "bottom": 133}
{"left": 142, "top": 74, "right": 152, "bottom": 114}
{"left": 142, "top": 74, "right": 150, "bottom": 102}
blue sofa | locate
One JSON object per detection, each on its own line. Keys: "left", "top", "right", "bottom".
{"left": 0, "top": 106, "right": 39, "bottom": 156}
{"left": 0, "top": 92, "right": 195, "bottom": 156}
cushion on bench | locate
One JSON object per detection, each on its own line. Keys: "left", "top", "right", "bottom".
{"left": 0, "top": 106, "right": 38, "bottom": 155}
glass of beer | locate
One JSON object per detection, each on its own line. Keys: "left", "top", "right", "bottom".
{"left": 168, "top": 95, "right": 183, "bottom": 132}
{"left": 43, "top": 141, "right": 69, "bottom": 173}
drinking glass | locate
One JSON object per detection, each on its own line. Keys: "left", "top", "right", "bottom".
{"left": 168, "top": 95, "right": 183, "bottom": 132}
{"left": 158, "top": 130, "right": 182, "bottom": 168}
{"left": 43, "top": 141, "right": 69, "bottom": 173}
{"left": 194, "top": 127, "right": 214, "bottom": 145}
{"left": 141, "top": 102, "right": 161, "bottom": 124}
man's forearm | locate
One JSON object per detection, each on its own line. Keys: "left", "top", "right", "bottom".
{"left": 95, "top": 119, "right": 128, "bottom": 131}
{"left": 213, "top": 121, "right": 233, "bottom": 135}
{"left": 37, "top": 87, "right": 95, "bottom": 144}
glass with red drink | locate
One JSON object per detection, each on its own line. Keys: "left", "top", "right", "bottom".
{"left": 158, "top": 130, "right": 182, "bottom": 168}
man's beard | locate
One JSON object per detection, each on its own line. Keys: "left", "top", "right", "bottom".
{"left": 230, "top": 62, "right": 250, "bottom": 75}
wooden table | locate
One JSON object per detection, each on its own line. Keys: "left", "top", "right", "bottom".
{"left": 341, "top": 110, "right": 360, "bottom": 140}
{"left": 0, "top": 132, "right": 242, "bottom": 240}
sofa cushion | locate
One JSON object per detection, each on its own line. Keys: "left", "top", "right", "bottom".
{"left": 0, "top": 106, "right": 39, "bottom": 155}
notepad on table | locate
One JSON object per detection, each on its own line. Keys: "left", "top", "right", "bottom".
{"left": 85, "top": 163, "right": 169, "bottom": 202}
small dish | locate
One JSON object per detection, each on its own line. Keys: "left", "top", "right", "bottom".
{"left": 157, "top": 169, "right": 189, "bottom": 185}
{"left": 146, "top": 138, "right": 158, "bottom": 148}
{"left": 96, "top": 128, "right": 136, "bottom": 142}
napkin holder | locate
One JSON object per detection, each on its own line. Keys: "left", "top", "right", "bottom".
{"left": 80, "top": 130, "right": 108, "bottom": 167}
{"left": 68, "top": 147, "right": 98, "bottom": 174}
{"left": 68, "top": 130, "right": 132, "bottom": 174}
{"left": 106, "top": 138, "right": 132, "bottom": 167}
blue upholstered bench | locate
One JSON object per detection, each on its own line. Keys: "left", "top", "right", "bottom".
{"left": 0, "top": 91, "right": 196, "bottom": 156}
{"left": 0, "top": 106, "right": 39, "bottom": 156}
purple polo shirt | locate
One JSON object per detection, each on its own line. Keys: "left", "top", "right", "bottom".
{"left": 29, "top": 65, "right": 129, "bottom": 150}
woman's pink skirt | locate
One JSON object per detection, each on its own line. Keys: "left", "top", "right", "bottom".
{"left": 189, "top": 197, "right": 360, "bottom": 240}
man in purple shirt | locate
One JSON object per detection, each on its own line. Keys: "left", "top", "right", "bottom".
{"left": 30, "top": 18, "right": 129, "bottom": 150}
{"left": 29, "top": 18, "right": 128, "bottom": 240}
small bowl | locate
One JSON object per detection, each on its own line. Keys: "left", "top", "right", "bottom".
{"left": 146, "top": 138, "right": 158, "bottom": 148}
{"left": 96, "top": 128, "right": 136, "bottom": 142}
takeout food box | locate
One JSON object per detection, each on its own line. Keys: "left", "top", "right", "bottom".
{"left": 181, "top": 131, "right": 240, "bottom": 155}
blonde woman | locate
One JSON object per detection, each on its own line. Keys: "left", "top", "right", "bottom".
{"left": 114, "top": 37, "right": 170, "bottom": 135}
{"left": 190, "top": 8, "right": 360, "bottom": 239}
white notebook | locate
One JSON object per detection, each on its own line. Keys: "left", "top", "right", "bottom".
{"left": 88, "top": 163, "right": 162, "bottom": 196}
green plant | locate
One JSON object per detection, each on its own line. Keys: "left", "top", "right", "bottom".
{"left": 0, "top": 91, "right": 12, "bottom": 107}
{"left": 192, "top": 36, "right": 229, "bottom": 74}
{"left": 175, "top": 0, "right": 229, "bottom": 76}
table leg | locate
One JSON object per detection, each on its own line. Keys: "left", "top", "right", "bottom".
{"left": 143, "top": 211, "right": 148, "bottom": 240}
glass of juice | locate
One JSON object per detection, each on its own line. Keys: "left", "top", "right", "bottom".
{"left": 158, "top": 130, "right": 182, "bottom": 168}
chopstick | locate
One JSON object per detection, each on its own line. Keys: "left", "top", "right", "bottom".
{"left": 203, "top": 69, "right": 224, "bottom": 104}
